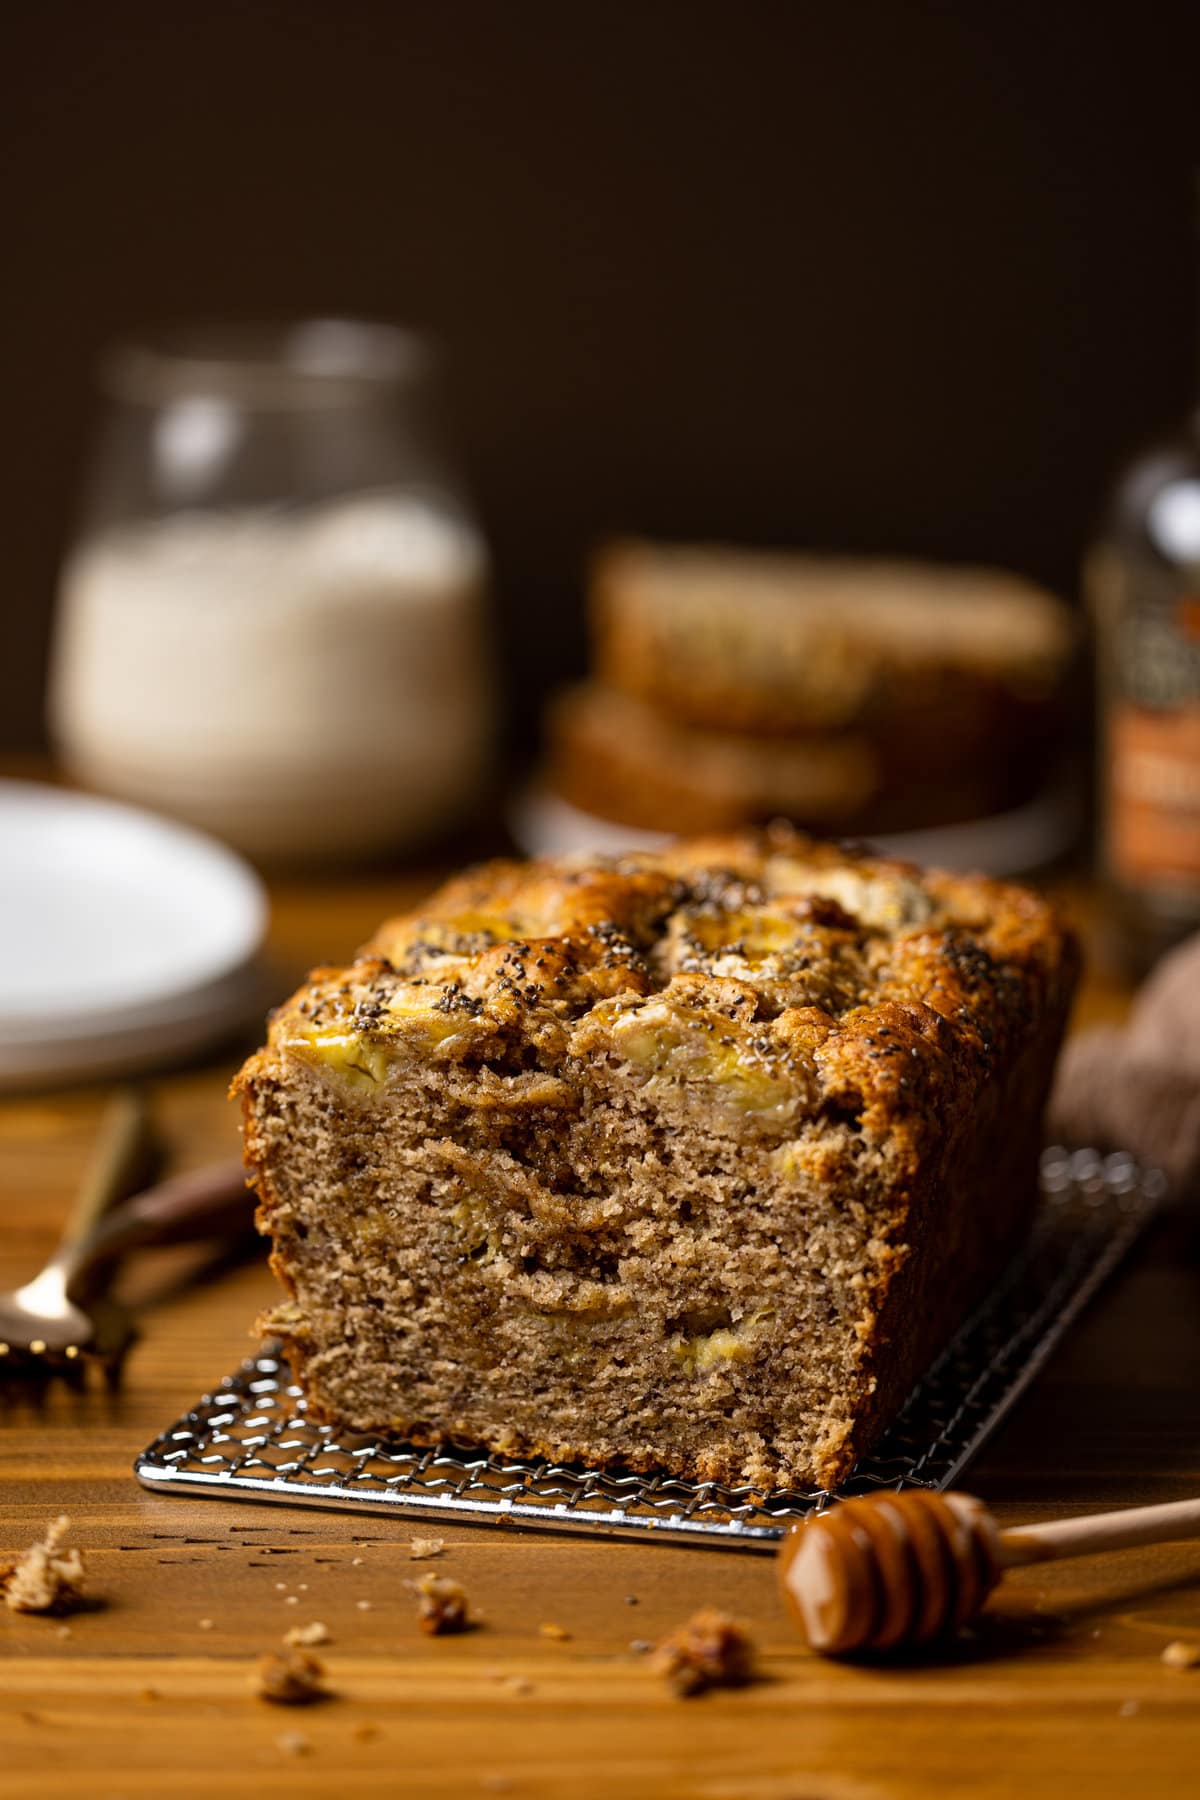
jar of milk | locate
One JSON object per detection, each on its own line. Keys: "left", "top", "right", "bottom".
{"left": 49, "top": 321, "right": 494, "bottom": 862}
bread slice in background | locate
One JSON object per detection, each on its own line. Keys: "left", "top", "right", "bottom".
{"left": 591, "top": 539, "right": 1078, "bottom": 738}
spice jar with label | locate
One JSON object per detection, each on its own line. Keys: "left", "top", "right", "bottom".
{"left": 1087, "top": 426, "right": 1200, "bottom": 971}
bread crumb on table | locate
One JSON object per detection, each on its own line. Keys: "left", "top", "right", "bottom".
{"left": 285, "top": 1620, "right": 331, "bottom": 1647}
{"left": 252, "top": 1649, "right": 330, "bottom": 1705}
{"left": 1162, "top": 1640, "right": 1200, "bottom": 1669}
{"left": 1, "top": 1517, "right": 87, "bottom": 1615}
{"left": 352, "top": 1721, "right": 380, "bottom": 1743}
{"left": 409, "top": 1537, "right": 445, "bottom": 1560}
{"left": 650, "top": 1607, "right": 756, "bottom": 1697}
{"left": 276, "top": 1731, "right": 312, "bottom": 1757}
{"left": 538, "top": 1621, "right": 571, "bottom": 1640}
{"left": 409, "top": 1573, "right": 474, "bottom": 1635}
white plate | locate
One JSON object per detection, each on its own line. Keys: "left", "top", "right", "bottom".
{"left": 0, "top": 780, "right": 268, "bottom": 1086}
{"left": 509, "top": 780, "right": 1081, "bottom": 879}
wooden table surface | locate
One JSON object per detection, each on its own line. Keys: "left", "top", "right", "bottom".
{"left": 2, "top": 867, "right": 1199, "bottom": 1800}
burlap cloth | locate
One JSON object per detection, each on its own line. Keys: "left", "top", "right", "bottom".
{"left": 1048, "top": 933, "right": 1200, "bottom": 1192}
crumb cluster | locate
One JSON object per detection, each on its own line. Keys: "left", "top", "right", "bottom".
{"left": 650, "top": 1607, "right": 756, "bottom": 1697}
{"left": 284, "top": 1620, "right": 331, "bottom": 1647}
{"left": 252, "top": 1648, "right": 329, "bottom": 1705}
{"left": 1, "top": 1516, "right": 86, "bottom": 1615}
{"left": 410, "top": 1573, "right": 473, "bottom": 1635}
{"left": 276, "top": 1730, "right": 312, "bottom": 1756}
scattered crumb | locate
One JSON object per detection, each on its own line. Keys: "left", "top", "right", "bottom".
{"left": 285, "top": 1595, "right": 300, "bottom": 1606}
{"left": 352, "top": 1721, "right": 380, "bottom": 1743}
{"left": 650, "top": 1607, "right": 756, "bottom": 1698}
{"left": 198, "top": 1618, "right": 214, "bottom": 1631}
{"left": 410, "top": 1537, "right": 445, "bottom": 1561}
{"left": 629, "top": 1639, "right": 652, "bottom": 1654}
{"left": 275, "top": 1582, "right": 288, "bottom": 1592}
{"left": 485, "top": 1666, "right": 532, "bottom": 1694}
{"left": 625, "top": 1594, "right": 639, "bottom": 1605}
{"left": 252, "top": 1649, "right": 330, "bottom": 1705}
{"left": 351, "top": 1557, "right": 364, "bottom": 1567}
{"left": 276, "top": 1731, "right": 312, "bottom": 1757}
{"left": 1118, "top": 1700, "right": 1140, "bottom": 1718}
{"left": 285, "top": 1621, "right": 331, "bottom": 1648}
{"left": 140, "top": 1687, "right": 161, "bottom": 1702}
{"left": 409, "top": 1573, "right": 474, "bottom": 1636}
{"left": 539, "top": 1621, "right": 571, "bottom": 1641}
{"left": 356, "top": 1599, "right": 372, "bottom": 1612}
{"left": 1, "top": 1517, "right": 87, "bottom": 1615}
{"left": 56, "top": 1624, "right": 72, "bottom": 1640}
{"left": 298, "top": 1582, "right": 308, "bottom": 1591}
{"left": 1162, "top": 1640, "right": 1200, "bottom": 1669}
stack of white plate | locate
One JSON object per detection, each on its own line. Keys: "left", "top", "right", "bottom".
{"left": 0, "top": 780, "right": 268, "bottom": 1090}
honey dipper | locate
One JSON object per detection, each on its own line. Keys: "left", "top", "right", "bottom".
{"left": 778, "top": 1488, "right": 1200, "bottom": 1655}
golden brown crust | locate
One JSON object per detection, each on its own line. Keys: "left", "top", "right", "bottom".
{"left": 248, "top": 827, "right": 1074, "bottom": 1134}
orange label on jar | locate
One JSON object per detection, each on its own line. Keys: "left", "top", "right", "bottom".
{"left": 1110, "top": 705, "right": 1200, "bottom": 883}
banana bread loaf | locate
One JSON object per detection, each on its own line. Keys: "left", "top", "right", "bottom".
{"left": 236, "top": 829, "right": 1079, "bottom": 1491}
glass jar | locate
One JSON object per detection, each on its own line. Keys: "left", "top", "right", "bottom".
{"left": 49, "top": 320, "right": 494, "bottom": 862}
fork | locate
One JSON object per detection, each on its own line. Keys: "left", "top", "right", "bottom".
{"left": 0, "top": 1092, "right": 253, "bottom": 1371}
{"left": 0, "top": 1089, "right": 159, "bottom": 1366}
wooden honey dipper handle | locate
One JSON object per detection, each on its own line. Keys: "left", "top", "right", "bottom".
{"left": 996, "top": 1494, "right": 1200, "bottom": 1568}
{"left": 778, "top": 1489, "right": 1200, "bottom": 1655}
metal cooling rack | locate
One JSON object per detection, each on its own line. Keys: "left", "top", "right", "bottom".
{"left": 134, "top": 1148, "right": 1163, "bottom": 1551}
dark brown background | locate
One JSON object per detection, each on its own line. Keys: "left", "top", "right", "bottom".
{"left": 3, "top": 0, "right": 1199, "bottom": 751}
